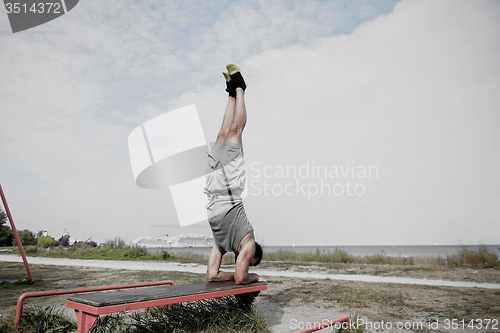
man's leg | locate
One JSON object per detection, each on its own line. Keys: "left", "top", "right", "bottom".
{"left": 213, "top": 96, "right": 236, "bottom": 151}
{"left": 225, "top": 88, "right": 246, "bottom": 147}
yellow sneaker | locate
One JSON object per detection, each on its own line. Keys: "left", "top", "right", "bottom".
{"left": 222, "top": 71, "right": 236, "bottom": 98}
{"left": 226, "top": 63, "right": 241, "bottom": 76}
{"left": 226, "top": 63, "right": 246, "bottom": 91}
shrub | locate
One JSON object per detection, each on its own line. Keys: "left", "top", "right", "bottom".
{"left": 161, "top": 251, "right": 173, "bottom": 260}
{"left": 120, "top": 247, "right": 147, "bottom": 259}
{"left": 86, "top": 240, "right": 97, "bottom": 247}
{"left": 37, "top": 236, "right": 57, "bottom": 248}
{"left": 0, "top": 209, "right": 14, "bottom": 247}
{"left": 14, "top": 229, "right": 36, "bottom": 246}
{"left": 58, "top": 235, "right": 70, "bottom": 246}
{"left": 446, "top": 246, "right": 500, "bottom": 267}
{"left": 24, "top": 245, "right": 39, "bottom": 254}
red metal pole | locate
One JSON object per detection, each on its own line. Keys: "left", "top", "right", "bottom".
{"left": 0, "top": 183, "right": 34, "bottom": 281}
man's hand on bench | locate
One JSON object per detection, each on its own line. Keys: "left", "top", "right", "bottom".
{"left": 235, "top": 272, "right": 261, "bottom": 285}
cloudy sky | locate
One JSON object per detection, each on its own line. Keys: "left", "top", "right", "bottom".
{"left": 1, "top": 0, "right": 499, "bottom": 246}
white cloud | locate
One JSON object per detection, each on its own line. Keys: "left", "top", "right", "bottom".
{"left": 1, "top": 0, "right": 498, "bottom": 245}
{"left": 176, "top": 0, "right": 500, "bottom": 245}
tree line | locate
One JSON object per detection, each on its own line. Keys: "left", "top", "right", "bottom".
{"left": 0, "top": 207, "right": 70, "bottom": 247}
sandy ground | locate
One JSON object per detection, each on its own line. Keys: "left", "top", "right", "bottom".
{"left": 1, "top": 258, "right": 500, "bottom": 332}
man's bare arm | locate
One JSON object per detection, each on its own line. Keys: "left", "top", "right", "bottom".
{"left": 234, "top": 246, "right": 260, "bottom": 285}
{"left": 206, "top": 244, "right": 234, "bottom": 282}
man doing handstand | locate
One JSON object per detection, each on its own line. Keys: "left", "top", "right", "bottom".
{"left": 204, "top": 64, "right": 263, "bottom": 285}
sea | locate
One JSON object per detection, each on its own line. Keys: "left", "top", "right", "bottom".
{"left": 146, "top": 244, "right": 500, "bottom": 258}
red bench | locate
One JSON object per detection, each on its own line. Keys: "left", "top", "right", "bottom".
{"left": 66, "top": 280, "right": 267, "bottom": 333}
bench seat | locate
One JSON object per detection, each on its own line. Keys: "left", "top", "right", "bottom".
{"left": 66, "top": 280, "right": 267, "bottom": 333}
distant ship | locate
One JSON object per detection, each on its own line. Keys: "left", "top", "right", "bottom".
{"left": 132, "top": 234, "right": 213, "bottom": 248}
{"left": 131, "top": 236, "right": 168, "bottom": 248}
{"left": 168, "top": 234, "right": 214, "bottom": 248}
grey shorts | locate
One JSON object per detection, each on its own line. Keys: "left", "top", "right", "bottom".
{"left": 207, "top": 196, "right": 254, "bottom": 253}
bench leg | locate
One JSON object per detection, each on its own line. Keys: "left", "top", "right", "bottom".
{"left": 74, "top": 309, "right": 98, "bottom": 333}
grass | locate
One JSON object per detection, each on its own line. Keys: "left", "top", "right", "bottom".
{"left": 265, "top": 279, "right": 408, "bottom": 316}
{"left": 89, "top": 296, "right": 269, "bottom": 333}
{"left": 262, "top": 248, "right": 391, "bottom": 265}
{"left": 0, "top": 305, "right": 76, "bottom": 333}
{"left": 22, "top": 243, "right": 163, "bottom": 261}
{"left": 262, "top": 246, "right": 499, "bottom": 268}
{"left": 2, "top": 244, "right": 499, "bottom": 269}
{"left": 5, "top": 243, "right": 212, "bottom": 264}
{"left": 446, "top": 246, "right": 500, "bottom": 267}
{"left": 0, "top": 278, "right": 43, "bottom": 289}
{"left": 4, "top": 244, "right": 234, "bottom": 266}
{"left": 342, "top": 314, "right": 366, "bottom": 333}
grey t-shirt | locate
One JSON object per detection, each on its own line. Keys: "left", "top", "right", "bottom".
{"left": 206, "top": 197, "right": 253, "bottom": 253}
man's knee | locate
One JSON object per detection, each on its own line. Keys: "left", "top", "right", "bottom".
{"left": 227, "top": 126, "right": 243, "bottom": 140}
{"left": 217, "top": 131, "right": 227, "bottom": 141}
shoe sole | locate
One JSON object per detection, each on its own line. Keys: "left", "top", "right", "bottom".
{"left": 226, "top": 63, "right": 241, "bottom": 76}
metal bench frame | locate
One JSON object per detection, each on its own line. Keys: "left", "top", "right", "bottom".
{"left": 15, "top": 280, "right": 175, "bottom": 328}
{"left": 66, "top": 281, "right": 267, "bottom": 333}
